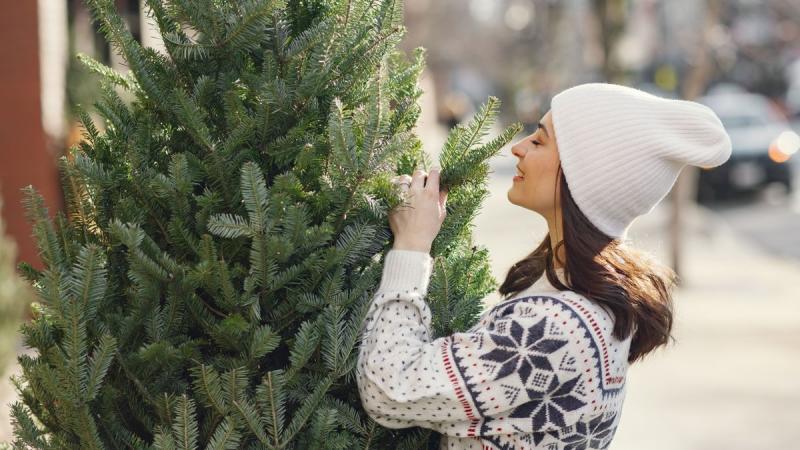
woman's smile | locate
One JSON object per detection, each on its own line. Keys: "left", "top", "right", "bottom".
{"left": 513, "top": 165, "right": 525, "bottom": 182}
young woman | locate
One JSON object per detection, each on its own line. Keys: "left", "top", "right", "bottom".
{"left": 356, "top": 83, "right": 732, "bottom": 449}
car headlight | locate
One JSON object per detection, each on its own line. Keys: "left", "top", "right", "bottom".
{"left": 769, "top": 130, "right": 799, "bottom": 163}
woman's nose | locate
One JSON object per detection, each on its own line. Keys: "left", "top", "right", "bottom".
{"left": 511, "top": 144, "right": 526, "bottom": 159}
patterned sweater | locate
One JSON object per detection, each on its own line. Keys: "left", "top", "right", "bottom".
{"left": 356, "top": 249, "right": 632, "bottom": 450}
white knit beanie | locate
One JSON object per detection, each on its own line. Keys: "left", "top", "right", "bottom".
{"left": 550, "top": 83, "right": 732, "bottom": 239}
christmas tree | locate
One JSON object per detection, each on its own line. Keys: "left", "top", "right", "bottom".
{"left": 9, "top": 0, "right": 521, "bottom": 448}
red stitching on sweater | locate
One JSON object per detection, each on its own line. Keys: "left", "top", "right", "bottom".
{"left": 560, "top": 297, "right": 626, "bottom": 389}
{"left": 441, "top": 338, "right": 481, "bottom": 433}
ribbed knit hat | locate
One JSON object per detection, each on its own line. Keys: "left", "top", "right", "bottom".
{"left": 550, "top": 83, "right": 732, "bottom": 239}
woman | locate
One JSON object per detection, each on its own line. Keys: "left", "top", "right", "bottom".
{"left": 356, "top": 83, "right": 732, "bottom": 449}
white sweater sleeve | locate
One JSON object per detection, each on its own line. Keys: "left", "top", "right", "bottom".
{"left": 356, "top": 249, "right": 602, "bottom": 438}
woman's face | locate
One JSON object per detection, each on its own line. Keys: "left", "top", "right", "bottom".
{"left": 507, "top": 110, "right": 561, "bottom": 219}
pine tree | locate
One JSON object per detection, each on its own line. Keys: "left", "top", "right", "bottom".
{"left": 9, "top": 0, "right": 522, "bottom": 448}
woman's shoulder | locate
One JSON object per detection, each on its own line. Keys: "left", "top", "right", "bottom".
{"left": 478, "top": 288, "right": 632, "bottom": 373}
{"left": 482, "top": 289, "right": 615, "bottom": 330}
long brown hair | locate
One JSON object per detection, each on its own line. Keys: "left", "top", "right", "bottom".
{"left": 498, "top": 165, "right": 677, "bottom": 364}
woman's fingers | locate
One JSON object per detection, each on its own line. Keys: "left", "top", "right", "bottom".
{"left": 392, "top": 174, "right": 413, "bottom": 209}
{"left": 411, "top": 169, "right": 427, "bottom": 190}
{"left": 392, "top": 175, "right": 412, "bottom": 186}
{"left": 426, "top": 168, "right": 440, "bottom": 194}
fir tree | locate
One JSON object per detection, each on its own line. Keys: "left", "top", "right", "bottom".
{"left": 9, "top": 0, "right": 522, "bottom": 448}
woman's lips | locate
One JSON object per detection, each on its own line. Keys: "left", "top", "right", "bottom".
{"left": 514, "top": 166, "right": 524, "bottom": 182}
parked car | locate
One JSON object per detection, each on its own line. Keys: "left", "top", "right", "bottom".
{"left": 785, "top": 58, "right": 800, "bottom": 120}
{"left": 785, "top": 59, "right": 800, "bottom": 134}
{"left": 694, "top": 89, "right": 797, "bottom": 203}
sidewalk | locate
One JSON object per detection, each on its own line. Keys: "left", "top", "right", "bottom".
{"left": 610, "top": 201, "right": 800, "bottom": 450}
{"left": 474, "top": 172, "right": 800, "bottom": 449}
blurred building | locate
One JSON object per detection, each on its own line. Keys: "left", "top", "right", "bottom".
{"left": 0, "top": 1, "right": 67, "bottom": 271}
{"left": 0, "top": 0, "right": 168, "bottom": 271}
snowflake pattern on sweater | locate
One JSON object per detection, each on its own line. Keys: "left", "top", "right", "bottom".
{"left": 356, "top": 249, "right": 632, "bottom": 450}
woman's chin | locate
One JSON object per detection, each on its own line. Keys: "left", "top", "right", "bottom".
{"left": 506, "top": 189, "right": 518, "bottom": 205}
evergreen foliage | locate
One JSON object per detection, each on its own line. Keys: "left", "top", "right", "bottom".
{"left": 9, "top": 0, "right": 522, "bottom": 448}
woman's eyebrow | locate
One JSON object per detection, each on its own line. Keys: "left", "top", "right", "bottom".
{"left": 537, "top": 122, "right": 549, "bottom": 138}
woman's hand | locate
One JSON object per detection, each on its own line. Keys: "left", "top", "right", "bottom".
{"left": 389, "top": 168, "right": 448, "bottom": 254}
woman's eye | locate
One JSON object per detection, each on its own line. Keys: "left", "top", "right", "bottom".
{"left": 531, "top": 140, "right": 541, "bottom": 146}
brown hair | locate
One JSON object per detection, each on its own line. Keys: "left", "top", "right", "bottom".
{"left": 497, "top": 165, "right": 677, "bottom": 364}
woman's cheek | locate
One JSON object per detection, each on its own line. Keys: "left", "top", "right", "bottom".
{"left": 523, "top": 169, "right": 539, "bottom": 203}
{"left": 524, "top": 166, "right": 539, "bottom": 190}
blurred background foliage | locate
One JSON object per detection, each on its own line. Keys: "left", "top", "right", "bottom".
{"left": 0, "top": 193, "right": 30, "bottom": 378}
